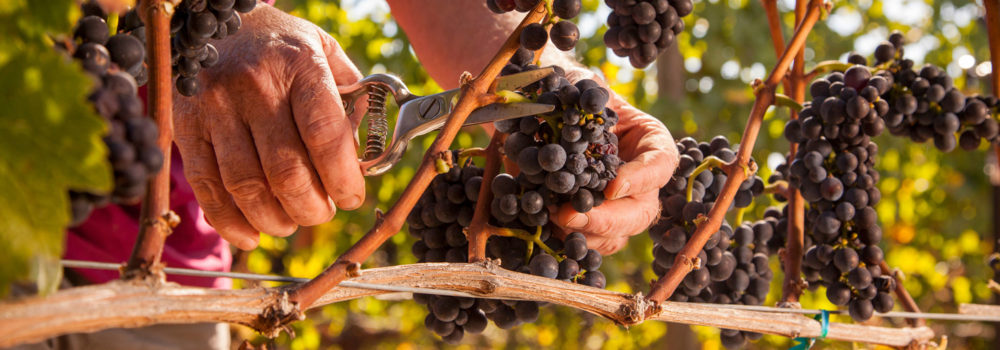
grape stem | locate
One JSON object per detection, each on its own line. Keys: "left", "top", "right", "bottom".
{"left": 763, "top": 180, "right": 788, "bottom": 195}
{"left": 646, "top": 0, "right": 826, "bottom": 306}
{"left": 803, "top": 60, "right": 851, "bottom": 80}
{"left": 774, "top": 93, "right": 803, "bottom": 112}
{"left": 733, "top": 207, "right": 746, "bottom": 225}
{"left": 879, "top": 261, "right": 925, "bottom": 327}
{"left": 494, "top": 226, "right": 560, "bottom": 261}
{"left": 456, "top": 148, "right": 486, "bottom": 167}
{"left": 284, "top": 2, "right": 550, "bottom": 323}
{"left": 803, "top": 60, "right": 894, "bottom": 81}
{"left": 685, "top": 156, "right": 724, "bottom": 202}
{"left": 123, "top": 0, "right": 176, "bottom": 282}
{"left": 107, "top": 12, "right": 119, "bottom": 34}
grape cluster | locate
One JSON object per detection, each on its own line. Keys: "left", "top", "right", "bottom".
{"left": 603, "top": 0, "right": 692, "bottom": 68}
{"left": 407, "top": 162, "right": 605, "bottom": 343}
{"left": 487, "top": 0, "right": 582, "bottom": 52}
{"left": 782, "top": 67, "right": 893, "bottom": 321}
{"left": 874, "top": 33, "right": 1000, "bottom": 151}
{"left": 763, "top": 163, "right": 800, "bottom": 253}
{"left": 494, "top": 59, "right": 623, "bottom": 219}
{"left": 170, "top": 0, "right": 257, "bottom": 96}
{"left": 67, "top": 9, "right": 164, "bottom": 225}
{"left": 649, "top": 136, "right": 771, "bottom": 349}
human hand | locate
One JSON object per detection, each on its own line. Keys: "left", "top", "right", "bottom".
{"left": 552, "top": 96, "right": 679, "bottom": 255}
{"left": 174, "top": 5, "right": 365, "bottom": 250}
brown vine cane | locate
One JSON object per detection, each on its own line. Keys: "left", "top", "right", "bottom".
{"left": 124, "top": 0, "right": 176, "bottom": 281}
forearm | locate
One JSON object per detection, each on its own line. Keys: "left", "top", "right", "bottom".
{"left": 388, "top": 1, "right": 645, "bottom": 127}
{"left": 386, "top": 1, "right": 590, "bottom": 85}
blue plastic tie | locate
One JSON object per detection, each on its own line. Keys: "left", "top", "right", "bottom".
{"left": 789, "top": 310, "right": 830, "bottom": 350}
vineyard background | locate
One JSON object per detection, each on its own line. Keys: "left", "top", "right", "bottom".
{"left": 1, "top": 0, "right": 997, "bottom": 348}
{"left": 233, "top": 0, "right": 996, "bottom": 348}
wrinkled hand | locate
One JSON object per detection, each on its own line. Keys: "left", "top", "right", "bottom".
{"left": 552, "top": 98, "right": 678, "bottom": 255}
{"left": 174, "top": 5, "right": 365, "bottom": 250}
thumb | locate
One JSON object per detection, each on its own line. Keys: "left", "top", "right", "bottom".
{"left": 317, "top": 29, "right": 365, "bottom": 128}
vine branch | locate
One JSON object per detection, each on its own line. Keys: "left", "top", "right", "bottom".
{"left": 124, "top": 0, "right": 174, "bottom": 281}
{"left": 879, "top": 261, "right": 924, "bottom": 327}
{"left": 468, "top": 132, "right": 506, "bottom": 261}
{"left": 0, "top": 263, "right": 935, "bottom": 348}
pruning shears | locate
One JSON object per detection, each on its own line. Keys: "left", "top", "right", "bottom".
{"left": 338, "top": 67, "right": 556, "bottom": 176}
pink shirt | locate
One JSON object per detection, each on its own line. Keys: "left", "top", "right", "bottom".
{"left": 65, "top": 149, "right": 233, "bottom": 289}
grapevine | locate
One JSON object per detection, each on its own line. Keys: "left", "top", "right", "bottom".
{"left": 6, "top": 0, "right": 1000, "bottom": 348}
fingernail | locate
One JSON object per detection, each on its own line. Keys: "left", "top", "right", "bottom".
{"left": 238, "top": 236, "right": 258, "bottom": 251}
{"left": 342, "top": 195, "right": 363, "bottom": 210}
{"left": 611, "top": 180, "right": 630, "bottom": 199}
{"left": 566, "top": 213, "right": 589, "bottom": 228}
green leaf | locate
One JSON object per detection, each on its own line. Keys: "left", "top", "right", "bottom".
{"left": 0, "top": 33, "right": 111, "bottom": 294}
{"left": 0, "top": 0, "right": 78, "bottom": 43}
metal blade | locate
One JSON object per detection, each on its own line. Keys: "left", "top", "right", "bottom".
{"left": 495, "top": 67, "right": 555, "bottom": 91}
{"left": 464, "top": 102, "right": 555, "bottom": 126}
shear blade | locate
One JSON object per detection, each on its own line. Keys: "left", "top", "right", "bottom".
{"left": 495, "top": 67, "right": 556, "bottom": 91}
{"left": 465, "top": 102, "right": 556, "bottom": 126}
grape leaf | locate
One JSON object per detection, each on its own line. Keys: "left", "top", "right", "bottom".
{"left": 0, "top": 1, "right": 112, "bottom": 295}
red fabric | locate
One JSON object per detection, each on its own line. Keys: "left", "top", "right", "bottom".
{"left": 65, "top": 88, "right": 232, "bottom": 289}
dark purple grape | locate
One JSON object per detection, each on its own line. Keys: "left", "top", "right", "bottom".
{"left": 538, "top": 144, "right": 567, "bottom": 172}
{"left": 105, "top": 34, "right": 145, "bottom": 70}
{"left": 75, "top": 16, "right": 109, "bottom": 44}
{"left": 826, "top": 282, "right": 852, "bottom": 306}
{"left": 564, "top": 237, "right": 588, "bottom": 260}
{"left": 553, "top": 0, "right": 581, "bottom": 19}
{"left": 520, "top": 23, "right": 548, "bottom": 50}
{"left": 849, "top": 298, "right": 874, "bottom": 321}
{"left": 529, "top": 253, "right": 559, "bottom": 278}
{"left": 833, "top": 248, "right": 860, "bottom": 273}
{"left": 550, "top": 21, "right": 579, "bottom": 51}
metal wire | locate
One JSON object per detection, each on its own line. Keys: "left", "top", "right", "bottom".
{"left": 363, "top": 84, "right": 389, "bottom": 160}
{"left": 683, "top": 302, "right": 1000, "bottom": 323}
{"left": 60, "top": 260, "right": 480, "bottom": 298}
{"left": 61, "top": 259, "right": 1000, "bottom": 323}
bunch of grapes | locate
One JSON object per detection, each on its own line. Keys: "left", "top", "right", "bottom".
{"left": 649, "top": 136, "right": 771, "bottom": 349}
{"left": 603, "top": 0, "right": 692, "bottom": 68}
{"left": 487, "top": 0, "right": 582, "bottom": 52}
{"left": 762, "top": 163, "right": 803, "bottom": 254}
{"left": 782, "top": 66, "right": 893, "bottom": 321}
{"left": 66, "top": 8, "right": 164, "bottom": 225}
{"left": 407, "top": 162, "right": 605, "bottom": 343}
{"left": 494, "top": 59, "right": 623, "bottom": 219}
{"left": 873, "top": 32, "right": 1000, "bottom": 151}
{"left": 170, "top": 0, "right": 257, "bottom": 96}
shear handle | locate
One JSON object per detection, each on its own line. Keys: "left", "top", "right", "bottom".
{"left": 339, "top": 73, "right": 414, "bottom": 121}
